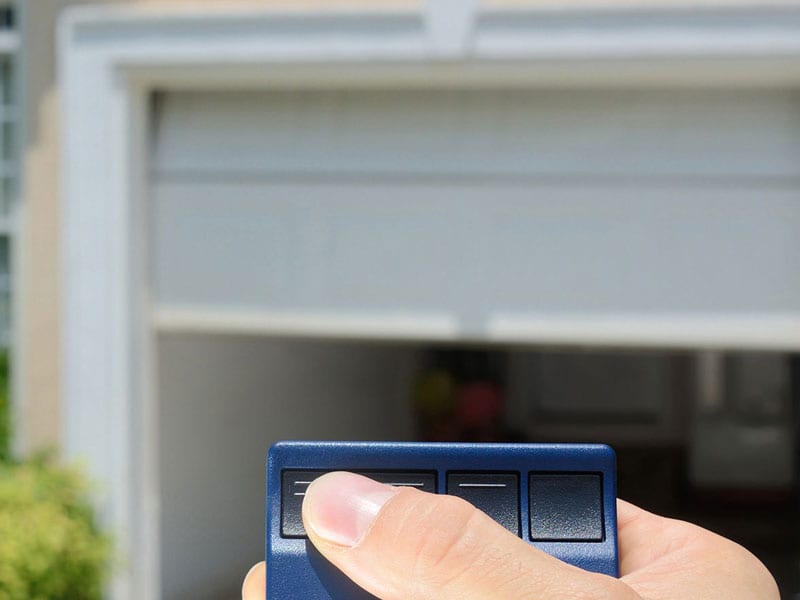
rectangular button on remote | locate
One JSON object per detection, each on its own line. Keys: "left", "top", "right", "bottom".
{"left": 281, "top": 470, "right": 436, "bottom": 537}
{"left": 529, "top": 473, "right": 603, "bottom": 542}
{"left": 361, "top": 471, "right": 436, "bottom": 492}
{"left": 281, "top": 470, "right": 326, "bottom": 538}
{"left": 447, "top": 472, "right": 520, "bottom": 535}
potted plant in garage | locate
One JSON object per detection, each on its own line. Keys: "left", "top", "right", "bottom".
{"left": 0, "top": 354, "right": 112, "bottom": 600}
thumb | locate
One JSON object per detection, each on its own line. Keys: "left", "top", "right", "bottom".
{"left": 302, "top": 471, "right": 637, "bottom": 600}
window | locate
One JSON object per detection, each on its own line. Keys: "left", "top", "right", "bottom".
{"left": 0, "top": 2, "right": 17, "bottom": 348}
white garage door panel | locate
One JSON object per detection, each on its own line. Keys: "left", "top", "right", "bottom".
{"left": 152, "top": 87, "right": 800, "bottom": 343}
{"left": 154, "top": 89, "right": 800, "bottom": 179}
{"left": 152, "top": 180, "right": 800, "bottom": 315}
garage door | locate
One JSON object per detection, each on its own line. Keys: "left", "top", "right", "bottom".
{"left": 150, "top": 88, "right": 800, "bottom": 345}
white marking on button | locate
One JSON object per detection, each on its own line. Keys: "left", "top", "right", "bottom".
{"left": 293, "top": 492, "right": 306, "bottom": 496}
{"left": 389, "top": 482, "right": 426, "bottom": 487}
{"left": 458, "top": 483, "right": 507, "bottom": 488}
{"left": 294, "top": 481, "right": 313, "bottom": 485}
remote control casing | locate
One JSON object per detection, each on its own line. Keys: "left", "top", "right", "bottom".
{"left": 267, "top": 441, "right": 618, "bottom": 599}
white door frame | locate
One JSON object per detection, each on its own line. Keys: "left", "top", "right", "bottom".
{"left": 60, "top": 4, "right": 800, "bottom": 598}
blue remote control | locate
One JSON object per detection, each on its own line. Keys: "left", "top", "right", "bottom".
{"left": 267, "top": 441, "right": 618, "bottom": 599}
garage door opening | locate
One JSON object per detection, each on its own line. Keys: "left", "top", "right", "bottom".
{"left": 156, "top": 334, "right": 798, "bottom": 598}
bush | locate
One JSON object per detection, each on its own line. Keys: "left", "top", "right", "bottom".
{"left": 0, "top": 455, "right": 112, "bottom": 600}
{"left": 0, "top": 351, "right": 9, "bottom": 462}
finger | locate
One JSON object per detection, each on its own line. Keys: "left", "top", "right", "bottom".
{"left": 303, "top": 471, "right": 638, "bottom": 600}
{"left": 617, "top": 498, "right": 652, "bottom": 528}
{"left": 616, "top": 499, "right": 686, "bottom": 574}
{"left": 617, "top": 499, "right": 667, "bottom": 553}
{"left": 242, "top": 561, "right": 265, "bottom": 600}
{"left": 616, "top": 500, "right": 780, "bottom": 600}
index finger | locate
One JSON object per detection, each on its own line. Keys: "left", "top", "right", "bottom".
{"left": 616, "top": 498, "right": 694, "bottom": 576}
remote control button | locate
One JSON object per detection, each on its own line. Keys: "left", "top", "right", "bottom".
{"left": 529, "top": 473, "right": 603, "bottom": 542}
{"left": 281, "top": 470, "right": 327, "bottom": 538}
{"left": 281, "top": 470, "right": 437, "bottom": 538}
{"left": 446, "top": 472, "right": 520, "bottom": 536}
{"left": 356, "top": 471, "right": 437, "bottom": 493}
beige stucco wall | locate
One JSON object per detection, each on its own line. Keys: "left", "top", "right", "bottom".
{"left": 18, "top": 0, "right": 102, "bottom": 453}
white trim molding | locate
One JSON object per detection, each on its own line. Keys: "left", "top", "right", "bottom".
{"left": 60, "top": 3, "right": 800, "bottom": 598}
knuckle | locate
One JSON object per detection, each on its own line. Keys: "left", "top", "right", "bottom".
{"left": 402, "top": 494, "right": 490, "bottom": 588}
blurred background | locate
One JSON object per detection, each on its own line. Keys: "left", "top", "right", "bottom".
{"left": 4, "top": 0, "right": 800, "bottom": 598}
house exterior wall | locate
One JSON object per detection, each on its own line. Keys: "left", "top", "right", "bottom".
{"left": 16, "top": 0, "right": 790, "bottom": 455}
{"left": 18, "top": 0, "right": 109, "bottom": 453}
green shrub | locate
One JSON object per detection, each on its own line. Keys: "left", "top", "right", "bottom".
{"left": 0, "top": 455, "right": 112, "bottom": 600}
{"left": 0, "top": 351, "right": 9, "bottom": 462}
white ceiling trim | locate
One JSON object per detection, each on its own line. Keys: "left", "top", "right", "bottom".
{"left": 59, "top": 4, "right": 800, "bottom": 600}
{"left": 61, "top": 4, "right": 800, "bottom": 86}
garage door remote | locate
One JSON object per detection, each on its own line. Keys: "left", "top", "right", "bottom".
{"left": 266, "top": 441, "right": 618, "bottom": 599}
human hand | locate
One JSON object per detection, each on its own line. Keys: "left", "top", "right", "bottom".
{"left": 243, "top": 471, "right": 779, "bottom": 599}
